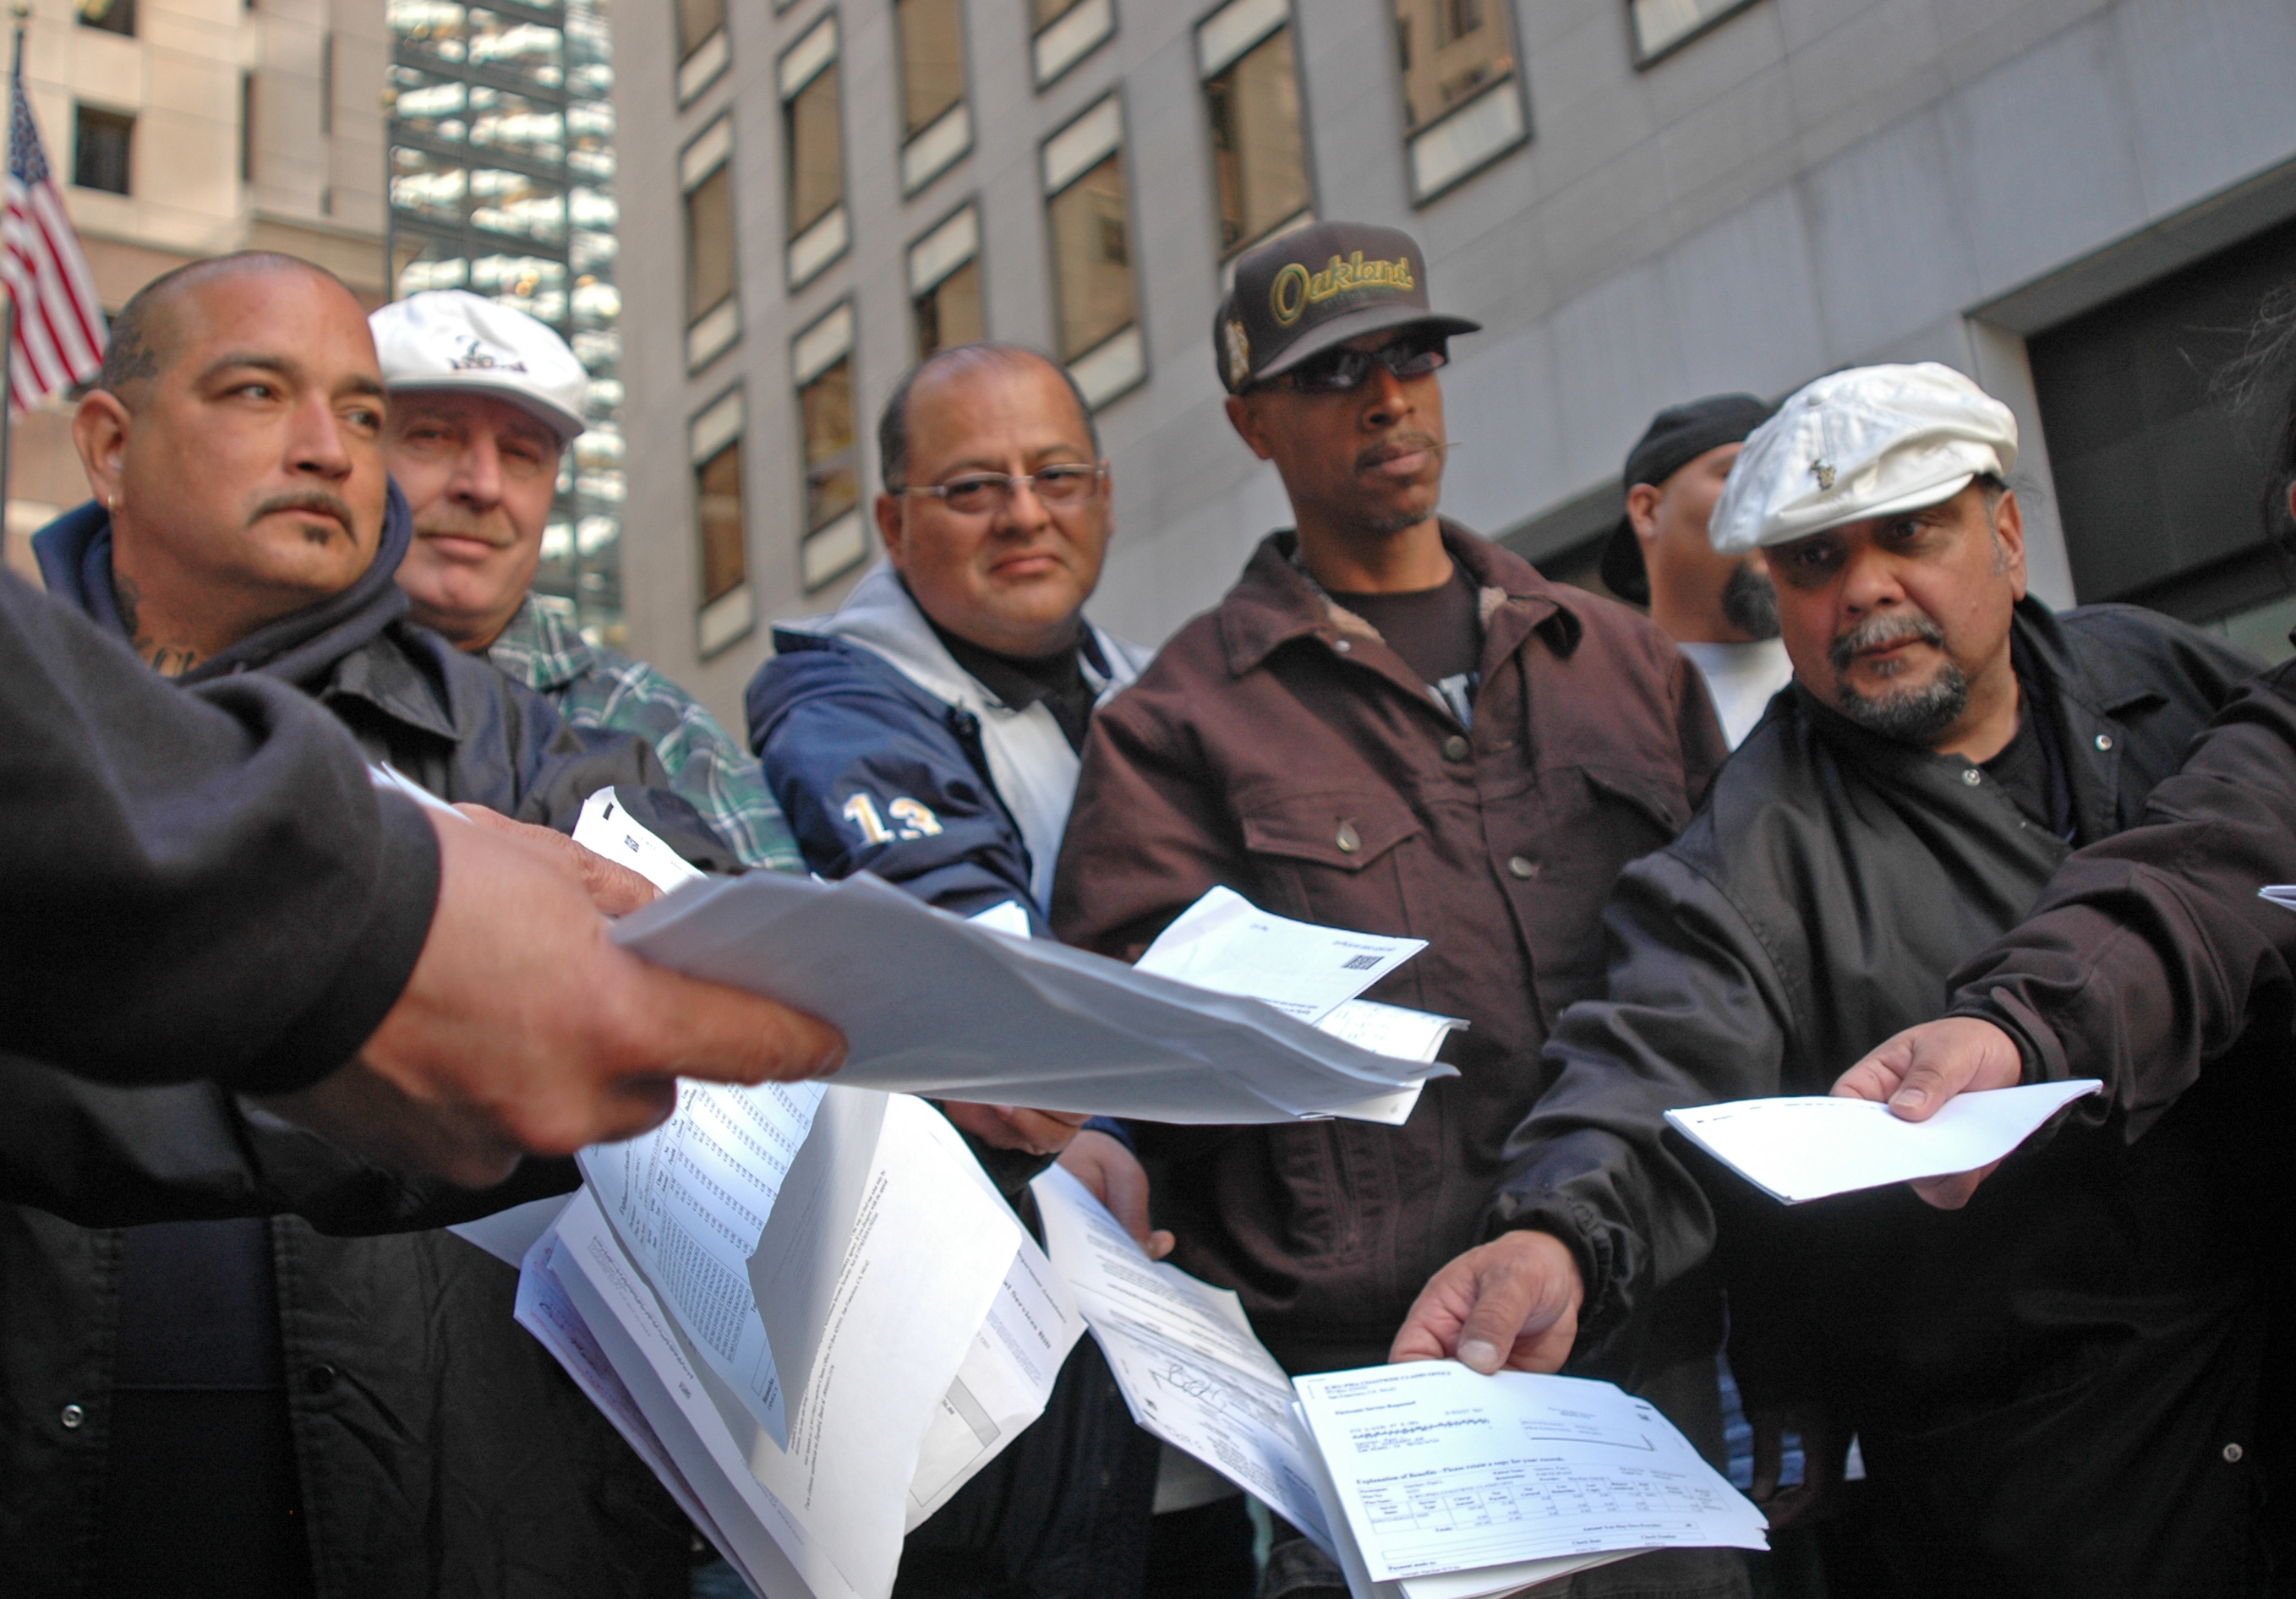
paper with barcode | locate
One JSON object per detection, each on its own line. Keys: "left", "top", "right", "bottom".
{"left": 1134, "top": 886, "right": 1425, "bottom": 1023}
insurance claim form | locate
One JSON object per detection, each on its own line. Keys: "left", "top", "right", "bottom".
{"left": 1031, "top": 1165, "right": 1338, "bottom": 1549}
{"left": 1291, "top": 1364, "right": 1767, "bottom": 1584}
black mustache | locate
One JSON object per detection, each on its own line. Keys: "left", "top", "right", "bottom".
{"left": 1353, "top": 437, "right": 1461, "bottom": 472}
{"left": 250, "top": 491, "right": 356, "bottom": 534}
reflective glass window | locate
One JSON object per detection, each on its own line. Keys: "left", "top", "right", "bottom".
{"left": 1047, "top": 154, "right": 1135, "bottom": 362}
{"left": 469, "top": 253, "right": 567, "bottom": 324}
{"left": 677, "top": 0, "right": 725, "bottom": 59}
{"left": 79, "top": 0, "right": 134, "bottom": 36}
{"left": 391, "top": 0, "right": 468, "bottom": 62}
{"left": 389, "top": 67, "right": 468, "bottom": 141}
{"left": 785, "top": 62, "right": 843, "bottom": 239}
{"left": 468, "top": 87, "right": 563, "bottom": 161}
{"left": 393, "top": 235, "right": 471, "bottom": 297}
{"left": 696, "top": 440, "right": 746, "bottom": 605}
{"left": 686, "top": 163, "right": 735, "bottom": 323}
{"left": 469, "top": 168, "right": 566, "bottom": 242}
{"left": 1392, "top": 0, "right": 1516, "bottom": 131}
{"left": 915, "top": 258, "right": 983, "bottom": 360}
{"left": 798, "top": 357, "right": 857, "bottom": 533}
{"left": 1629, "top": 0, "right": 1757, "bottom": 63}
{"left": 467, "top": 9, "right": 565, "bottom": 87}
{"left": 896, "top": 0, "right": 965, "bottom": 139}
{"left": 1205, "top": 25, "right": 1309, "bottom": 257}
{"left": 390, "top": 145, "right": 467, "bottom": 222}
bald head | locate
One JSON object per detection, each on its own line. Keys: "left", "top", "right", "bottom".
{"left": 100, "top": 251, "right": 360, "bottom": 401}
{"left": 878, "top": 343, "right": 1098, "bottom": 494}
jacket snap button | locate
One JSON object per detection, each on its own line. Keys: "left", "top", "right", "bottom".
{"left": 1508, "top": 855, "right": 1539, "bottom": 880}
{"left": 2095, "top": 733, "right": 2113, "bottom": 751}
{"left": 1442, "top": 735, "right": 1471, "bottom": 761}
{"left": 2224, "top": 1442, "right": 2244, "bottom": 1463}
{"left": 1961, "top": 768, "right": 1982, "bottom": 785}
{"left": 1332, "top": 638, "right": 1353, "bottom": 653}
{"left": 1335, "top": 822, "right": 1360, "bottom": 854}
{"left": 59, "top": 1403, "right": 84, "bottom": 1430}
{"left": 306, "top": 1363, "right": 340, "bottom": 1394}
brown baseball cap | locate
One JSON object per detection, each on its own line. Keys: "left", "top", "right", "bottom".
{"left": 1213, "top": 221, "right": 1480, "bottom": 395}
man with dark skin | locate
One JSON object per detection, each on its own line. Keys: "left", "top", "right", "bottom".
{"left": 1391, "top": 364, "right": 2270, "bottom": 1596}
{"left": 1053, "top": 223, "right": 1734, "bottom": 1599}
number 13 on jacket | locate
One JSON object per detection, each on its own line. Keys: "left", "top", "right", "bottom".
{"left": 844, "top": 792, "right": 946, "bottom": 844}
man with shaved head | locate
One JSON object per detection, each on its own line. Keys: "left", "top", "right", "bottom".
{"left": 10, "top": 252, "right": 740, "bottom": 1597}
{"left": 746, "top": 342, "right": 1187, "bottom": 1599}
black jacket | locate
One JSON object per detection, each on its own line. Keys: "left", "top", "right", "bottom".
{"left": 3, "top": 497, "right": 730, "bottom": 1598}
{"left": 1, "top": 568, "right": 437, "bottom": 1096}
{"left": 1490, "top": 600, "right": 2268, "bottom": 1597}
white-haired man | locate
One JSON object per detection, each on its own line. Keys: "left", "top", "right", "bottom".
{"left": 375, "top": 289, "right": 801, "bottom": 871}
{"left": 1390, "top": 364, "right": 2271, "bottom": 1596}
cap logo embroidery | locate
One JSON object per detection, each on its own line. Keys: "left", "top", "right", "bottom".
{"left": 1810, "top": 459, "right": 1837, "bottom": 492}
{"left": 448, "top": 334, "right": 528, "bottom": 374}
{"left": 1269, "top": 252, "right": 1417, "bottom": 326}
{"left": 1223, "top": 318, "right": 1252, "bottom": 389}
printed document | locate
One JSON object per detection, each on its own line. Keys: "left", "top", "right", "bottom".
{"left": 1032, "top": 1165, "right": 1337, "bottom": 1547}
{"left": 1663, "top": 1080, "right": 2102, "bottom": 1204}
{"left": 610, "top": 872, "right": 1452, "bottom": 1121}
{"left": 1292, "top": 1363, "right": 1767, "bottom": 1583}
{"left": 576, "top": 787, "right": 708, "bottom": 892}
{"left": 579, "top": 1080, "right": 827, "bottom": 1441}
{"left": 2261, "top": 885, "right": 2296, "bottom": 911}
{"left": 1134, "top": 885, "right": 1425, "bottom": 1023}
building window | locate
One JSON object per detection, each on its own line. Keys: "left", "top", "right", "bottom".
{"left": 1198, "top": 0, "right": 1310, "bottom": 259}
{"left": 240, "top": 74, "right": 255, "bottom": 183}
{"left": 74, "top": 106, "right": 133, "bottom": 195}
{"left": 793, "top": 303, "right": 866, "bottom": 591}
{"left": 78, "top": 0, "right": 134, "bottom": 35}
{"left": 896, "top": 0, "right": 970, "bottom": 194}
{"left": 1391, "top": 0, "right": 1526, "bottom": 203}
{"left": 780, "top": 15, "right": 847, "bottom": 288}
{"left": 909, "top": 202, "right": 983, "bottom": 360}
{"left": 691, "top": 388, "right": 753, "bottom": 655}
{"left": 1032, "top": 0, "right": 1113, "bottom": 90}
{"left": 681, "top": 114, "right": 739, "bottom": 369}
{"left": 1043, "top": 96, "right": 1143, "bottom": 410}
{"left": 675, "top": 0, "right": 729, "bottom": 103}
{"left": 1629, "top": 0, "right": 1759, "bottom": 67}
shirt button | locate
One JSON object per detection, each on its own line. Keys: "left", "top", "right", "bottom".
{"left": 2095, "top": 733, "right": 2113, "bottom": 751}
{"left": 2224, "top": 1442, "right": 2244, "bottom": 1463}
{"left": 60, "top": 1403, "right": 84, "bottom": 1430}
{"left": 1333, "top": 638, "right": 1353, "bottom": 654}
{"left": 1442, "top": 735, "right": 1471, "bottom": 761}
{"left": 1962, "top": 768, "right": 1982, "bottom": 785}
{"left": 1507, "top": 855, "right": 1539, "bottom": 880}
{"left": 305, "top": 1363, "right": 340, "bottom": 1394}
{"left": 1336, "top": 821, "right": 1361, "bottom": 854}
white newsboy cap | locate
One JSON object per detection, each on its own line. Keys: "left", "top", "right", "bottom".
{"left": 369, "top": 289, "right": 588, "bottom": 443}
{"left": 1708, "top": 363, "right": 2017, "bottom": 554}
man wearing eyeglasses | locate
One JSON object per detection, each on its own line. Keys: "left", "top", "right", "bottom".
{"left": 746, "top": 341, "right": 1167, "bottom": 1599}
{"left": 1051, "top": 222, "right": 1740, "bottom": 1599}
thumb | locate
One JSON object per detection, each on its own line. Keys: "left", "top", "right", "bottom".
{"left": 1887, "top": 1017, "right": 2020, "bottom": 1121}
{"left": 1455, "top": 1270, "right": 1546, "bottom": 1375}
{"left": 620, "top": 956, "right": 849, "bottom": 1088}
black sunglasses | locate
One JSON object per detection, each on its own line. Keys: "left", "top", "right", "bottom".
{"left": 1279, "top": 335, "right": 1450, "bottom": 395}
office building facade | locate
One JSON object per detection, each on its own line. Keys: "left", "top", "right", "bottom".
{"left": 610, "top": 0, "right": 2296, "bottom": 729}
{"left": 385, "top": 0, "right": 628, "bottom": 644}
{"left": 7, "top": 0, "right": 388, "bottom": 578}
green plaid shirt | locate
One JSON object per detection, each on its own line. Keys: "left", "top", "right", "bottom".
{"left": 488, "top": 598, "right": 802, "bottom": 873}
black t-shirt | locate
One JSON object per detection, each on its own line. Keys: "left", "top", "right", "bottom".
{"left": 1326, "top": 561, "right": 1483, "bottom": 696}
{"left": 1982, "top": 679, "right": 2074, "bottom": 839}
{"left": 923, "top": 608, "right": 1109, "bottom": 756}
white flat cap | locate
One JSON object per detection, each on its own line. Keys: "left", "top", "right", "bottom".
{"left": 369, "top": 289, "right": 588, "bottom": 443}
{"left": 1708, "top": 363, "right": 2017, "bottom": 554}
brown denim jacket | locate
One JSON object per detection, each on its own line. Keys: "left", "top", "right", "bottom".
{"left": 1051, "top": 524, "right": 1727, "bottom": 1373}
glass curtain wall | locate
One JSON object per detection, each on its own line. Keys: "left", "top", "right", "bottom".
{"left": 386, "top": 0, "right": 629, "bottom": 648}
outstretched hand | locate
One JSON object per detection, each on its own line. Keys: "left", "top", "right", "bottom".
{"left": 1058, "top": 1129, "right": 1174, "bottom": 1259}
{"left": 1388, "top": 1231, "right": 1583, "bottom": 1375}
{"left": 1832, "top": 1015, "right": 2025, "bottom": 1208}
{"left": 1747, "top": 1401, "right": 1847, "bottom": 1530}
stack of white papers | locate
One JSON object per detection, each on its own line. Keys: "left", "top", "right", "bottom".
{"left": 1663, "top": 1080, "right": 2102, "bottom": 1204}
{"left": 610, "top": 874, "right": 1460, "bottom": 1124}
{"left": 1030, "top": 1169, "right": 1765, "bottom": 1599}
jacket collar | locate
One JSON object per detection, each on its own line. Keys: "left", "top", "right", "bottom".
{"left": 1217, "top": 519, "right": 1582, "bottom": 681}
{"left": 33, "top": 482, "right": 418, "bottom": 695}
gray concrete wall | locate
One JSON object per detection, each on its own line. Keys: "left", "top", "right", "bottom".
{"left": 612, "top": 0, "right": 2296, "bottom": 732}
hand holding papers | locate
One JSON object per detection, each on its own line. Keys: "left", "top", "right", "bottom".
{"left": 611, "top": 873, "right": 1458, "bottom": 1124}
{"left": 1665, "top": 1080, "right": 2102, "bottom": 1204}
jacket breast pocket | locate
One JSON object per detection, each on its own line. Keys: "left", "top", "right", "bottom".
{"left": 1238, "top": 789, "right": 1424, "bottom": 930}
{"left": 1526, "top": 767, "right": 1694, "bottom": 1013}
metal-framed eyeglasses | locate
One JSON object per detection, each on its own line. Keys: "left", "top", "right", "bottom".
{"left": 1275, "top": 334, "right": 1450, "bottom": 395}
{"left": 901, "top": 462, "right": 1107, "bottom": 516}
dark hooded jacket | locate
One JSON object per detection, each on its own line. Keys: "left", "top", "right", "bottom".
{"left": 3, "top": 494, "right": 730, "bottom": 1598}
{"left": 1491, "top": 599, "right": 2268, "bottom": 1597}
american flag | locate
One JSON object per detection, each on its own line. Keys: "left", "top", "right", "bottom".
{"left": 4, "top": 59, "right": 105, "bottom": 412}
